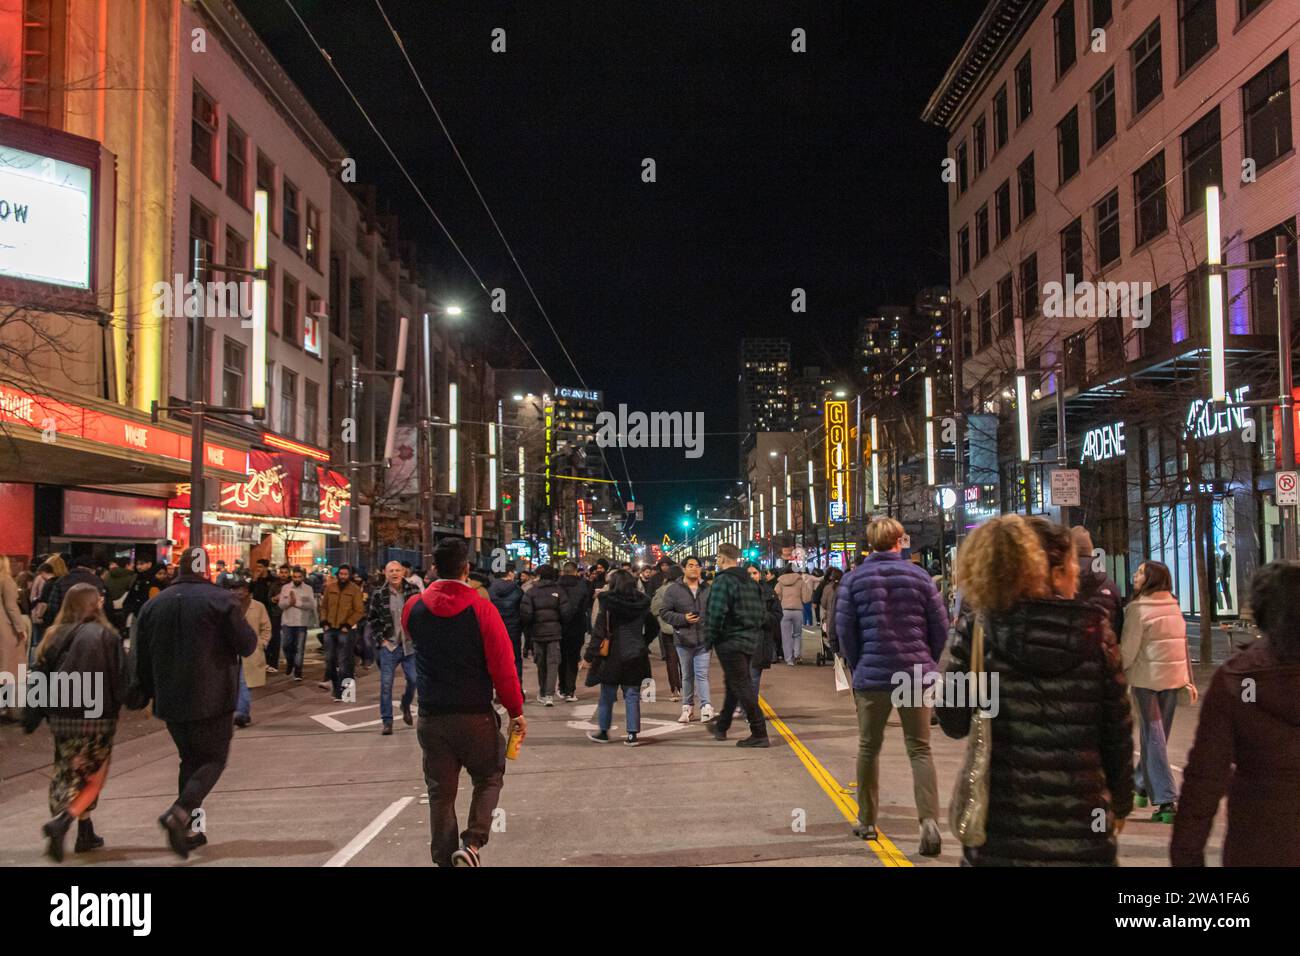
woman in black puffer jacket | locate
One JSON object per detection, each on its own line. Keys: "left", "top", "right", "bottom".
{"left": 584, "top": 570, "right": 651, "bottom": 746}
{"left": 937, "top": 515, "right": 1133, "bottom": 866}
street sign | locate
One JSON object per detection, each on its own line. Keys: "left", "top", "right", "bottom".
{"left": 1278, "top": 471, "right": 1299, "bottom": 506}
{"left": 1050, "top": 469, "right": 1081, "bottom": 507}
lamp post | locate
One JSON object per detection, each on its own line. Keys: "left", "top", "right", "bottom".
{"left": 152, "top": 189, "right": 271, "bottom": 554}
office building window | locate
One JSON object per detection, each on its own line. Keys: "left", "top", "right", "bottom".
{"left": 1091, "top": 0, "right": 1112, "bottom": 29}
{"left": 222, "top": 338, "right": 245, "bottom": 408}
{"left": 1134, "top": 151, "right": 1167, "bottom": 246}
{"left": 974, "top": 115, "right": 988, "bottom": 176}
{"left": 1057, "top": 107, "right": 1080, "bottom": 185}
{"left": 975, "top": 204, "right": 990, "bottom": 261}
{"left": 1239, "top": 0, "right": 1268, "bottom": 18}
{"left": 993, "top": 85, "right": 1009, "bottom": 151}
{"left": 1095, "top": 189, "right": 1120, "bottom": 268}
{"left": 256, "top": 152, "right": 277, "bottom": 236}
{"left": 961, "top": 309, "right": 973, "bottom": 358}
{"left": 280, "top": 368, "right": 297, "bottom": 438}
{"left": 305, "top": 380, "right": 319, "bottom": 445}
{"left": 226, "top": 121, "right": 247, "bottom": 206}
{"left": 1064, "top": 330, "right": 1087, "bottom": 386}
{"left": 956, "top": 141, "right": 969, "bottom": 194}
{"left": 1181, "top": 107, "right": 1222, "bottom": 214}
{"left": 188, "top": 201, "right": 214, "bottom": 281}
{"left": 191, "top": 82, "right": 217, "bottom": 179}
{"left": 1248, "top": 219, "right": 1299, "bottom": 338}
{"left": 1243, "top": 54, "right": 1292, "bottom": 172}
{"left": 1142, "top": 284, "right": 1173, "bottom": 356}
{"left": 1179, "top": 0, "right": 1217, "bottom": 75}
{"left": 978, "top": 292, "right": 993, "bottom": 349}
{"left": 1020, "top": 253, "right": 1039, "bottom": 319}
{"left": 305, "top": 203, "right": 321, "bottom": 270}
{"left": 997, "top": 273, "right": 1015, "bottom": 334}
{"left": 1132, "top": 20, "right": 1163, "bottom": 115}
{"left": 1054, "top": 1, "right": 1077, "bottom": 78}
{"left": 1061, "top": 218, "right": 1084, "bottom": 283}
{"left": 1092, "top": 69, "right": 1116, "bottom": 151}
{"left": 1017, "top": 153, "right": 1036, "bottom": 221}
{"left": 1015, "top": 52, "right": 1033, "bottom": 125}
{"left": 282, "top": 272, "right": 299, "bottom": 344}
{"left": 282, "top": 178, "right": 300, "bottom": 252}
{"left": 995, "top": 180, "right": 1012, "bottom": 244}
{"left": 958, "top": 225, "right": 971, "bottom": 277}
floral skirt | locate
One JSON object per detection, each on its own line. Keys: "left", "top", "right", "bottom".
{"left": 49, "top": 731, "right": 115, "bottom": 818}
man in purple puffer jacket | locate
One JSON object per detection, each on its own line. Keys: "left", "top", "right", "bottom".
{"left": 835, "top": 517, "right": 949, "bottom": 856}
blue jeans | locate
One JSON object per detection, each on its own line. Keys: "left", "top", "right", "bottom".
{"left": 751, "top": 665, "right": 763, "bottom": 699}
{"left": 674, "top": 644, "right": 712, "bottom": 708}
{"left": 236, "top": 667, "right": 251, "bottom": 719}
{"left": 281, "top": 626, "right": 307, "bottom": 677}
{"left": 323, "top": 628, "right": 356, "bottom": 697}
{"left": 379, "top": 643, "right": 417, "bottom": 725}
{"left": 596, "top": 683, "right": 641, "bottom": 734}
{"left": 780, "top": 610, "right": 804, "bottom": 661}
{"left": 802, "top": 602, "right": 813, "bottom": 626}
{"left": 28, "top": 622, "right": 44, "bottom": 667}
{"left": 1133, "top": 687, "right": 1179, "bottom": 805}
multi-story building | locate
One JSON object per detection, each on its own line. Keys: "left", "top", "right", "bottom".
{"left": 738, "top": 338, "right": 794, "bottom": 433}
{"left": 0, "top": 0, "right": 350, "bottom": 572}
{"left": 925, "top": 0, "right": 1298, "bottom": 617}
{"left": 791, "top": 366, "right": 841, "bottom": 431}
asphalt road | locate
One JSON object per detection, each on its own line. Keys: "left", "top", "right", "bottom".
{"left": 0, "top": 641, "right": 1223, "bottom": 867}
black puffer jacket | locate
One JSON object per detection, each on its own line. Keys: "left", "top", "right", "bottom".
{"left": 520, "top": 580, "right": 572, "bottom": 643}
{"left": 556, "top": 574, "right": 591, "bottom": 642}
{"left": 936, "top": 598, "right": 1133, "bottom": 866}
{"left": 585, "top": 589, "right": 652, "bottom": 687}
{"left": 488, "top": 578, "right": 524, "bottom": 640}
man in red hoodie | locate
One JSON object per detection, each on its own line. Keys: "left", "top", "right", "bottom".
{"left": 402, "top": 537, "right": 525, "bottom": 867}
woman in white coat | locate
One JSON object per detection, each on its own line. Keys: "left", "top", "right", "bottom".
{"left": 1120, "top": 560, "right": 1197, "bottom": 824}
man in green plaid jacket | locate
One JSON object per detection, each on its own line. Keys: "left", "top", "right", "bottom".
{"left": 703, "top": 542, "right": 769, "bottom": 747}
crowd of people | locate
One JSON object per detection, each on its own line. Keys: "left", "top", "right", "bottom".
{"left": 4, "top": 516, "right": 1297, "bottom": 868}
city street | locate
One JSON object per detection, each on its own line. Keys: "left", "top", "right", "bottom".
{"left": 0, "top": 644, "right": 1221, "bottom": 868}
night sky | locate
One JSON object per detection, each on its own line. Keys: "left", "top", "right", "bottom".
{"left": 236, "top": 0, "right": 985, "bottom": 540}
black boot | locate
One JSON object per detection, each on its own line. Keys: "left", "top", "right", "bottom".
{"left": 42, "top": 812, "right": 73, "bottom": 862}
{"left": 74, "top": 817, "right": 105, "bottom": 853}
{"left": 158, "top": 806, "right": 191, "bottom": 859}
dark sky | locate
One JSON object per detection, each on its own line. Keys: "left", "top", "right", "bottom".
{"left": 236, "top": 0, "right": 984, "bottom": 540}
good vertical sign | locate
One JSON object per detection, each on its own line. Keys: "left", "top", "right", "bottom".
{"left": 825, "top": 400, "right": 850, "bottom": 522}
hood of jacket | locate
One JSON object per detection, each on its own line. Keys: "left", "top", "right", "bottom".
{"left": 1222, "top": 639, "right": 1300, "bottom": 727}
{"left": 777, "top": 572, "right": 802, "bottom": 587}
{"left": 487, "top": 578, "right": 520, "bottom": 601}
{"left": 984, "top": 598, "right": 1104, "bottom": 676}
{"left": 419, "top": 579, "right": 480, "bottom": 618}
{"left": 601, "top": 588, "right": 650, "bottom": 621}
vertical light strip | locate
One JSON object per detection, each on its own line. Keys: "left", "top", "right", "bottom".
{"left": 759, "top": 492, "right": 765, "bottom": 538}
{"left": 785, "top": 455, "right": 793, "bottom": 529}
{"left": 488, "top": 419, "right": 498, "bottom": 509}
{"left": 807, "top": 459, "right": 817, "bottom": 524}
{"left": 1206, "top": 185, "right": 1226, "bottom": 402}
{"left": 871, "top": 416, "right": 880, "bottom": 507}
{"left": 1013, "top": 316, "right": 1030, "bottom": 462}
{"left": 749, "top": 493, "right": 755, "bottom": 541}
{"left": 448, "top": 382, "right": 458, "bottom": 495}
{"left": 250, "top": 189, "right": 269, "bottom": 411}
{"left": 772, "top": 484, "right": 778, "bottom": 536}
{"left": 925, "top": 376, "right": 936, "bottom": 485}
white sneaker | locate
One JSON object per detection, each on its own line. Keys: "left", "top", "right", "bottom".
{"left": 677, "top": 705, "right": 692, "bottom": 723}
{"left": 544, "top": 697, "right": 554, "bottom": 707}
{"left": 265, "top": 665, "right": 278, "bottom": 674}
{"left": 700, "top": 704, "right": 714, "bottom": 721}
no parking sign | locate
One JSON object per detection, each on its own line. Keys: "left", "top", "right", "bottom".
{"left": 1278, "top": 471, "right": 1299, "bottom": 506}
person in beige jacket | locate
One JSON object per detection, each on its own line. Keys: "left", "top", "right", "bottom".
{"left": 228, "top": 579, "right": 271, "bottom": 728}
{"left": 774, "top": 565, "right": 806, "bottom": 663}
{"left": 0, "top": 556, "right": 31, "bottom": 722}
{"left": 1121, "top": 559, "right": 1197, "bottom": 824}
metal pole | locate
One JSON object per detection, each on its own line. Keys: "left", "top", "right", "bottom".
{"left": 1277, "top": 235, "right": 1297, "bottom": 560}
{"left": 189, "top": 239, "right": 207, "bottom": 548}
{"left": 419, "top": 313, "right": 435, "bottom": 573}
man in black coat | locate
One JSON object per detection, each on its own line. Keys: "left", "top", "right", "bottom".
{"left": 556, "top": 561, "right": 591, "bottom": 702}
{"left": 42, "top": 554, "right": 106, "bottom": 626}
{"left": 519, "top": 565, "right": 572, "bottom": 706}
{"left": 134, "top": 546, "right": 257, "bottom": 858}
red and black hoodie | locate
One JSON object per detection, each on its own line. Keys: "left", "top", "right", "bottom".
{"left": 402, "top": 579, "right": 524, "bottom": 718}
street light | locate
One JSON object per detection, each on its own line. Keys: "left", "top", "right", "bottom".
{"left": 1206, "top": 185, "right": 1226, "bottom": 402}
{"left": 445, "top": 304, "right": 464, "bottom": 317}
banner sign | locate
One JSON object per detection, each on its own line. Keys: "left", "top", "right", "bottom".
{"left": 63, "top": 489, "right": 167, "bottom": 539}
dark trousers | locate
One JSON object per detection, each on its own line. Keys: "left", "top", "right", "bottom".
{"left": 558, "top": 630, "right": 584, "bottom": 697}
{"left": 509, "top": 630, "right": 524, "bottom": 685}
{"left": 323, "top": 627, "right": 356, "bottom": 697}
{"left": 534, "top": 641, "right": 560, "bottom": 699}
{"left": 714, "top": 649, "right": 766, "bottom": 738}
{"left": 265, "top": 615, "right": 282, "bottom": 668}
{"left": 165, "top": 714, "right": 234, "bottom": 817}
{"left": 658, "top": 633, "right": 682, "bottom": 694}
{"left": 417, "top": 712, "right": 506, "bottom": 866}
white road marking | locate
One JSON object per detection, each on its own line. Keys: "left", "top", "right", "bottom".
{"left": 310, "top": 702, "right": 419, "bottom": 732}
{"left": 323, "top": 796, "right": 414, "bottom": 867}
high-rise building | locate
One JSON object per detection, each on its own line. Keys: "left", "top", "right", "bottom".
{"left": 738, "top": 338, "right": 793, "bottom": 433}
{"left": 792, "top": 366, "right": 840, "bottom": 431}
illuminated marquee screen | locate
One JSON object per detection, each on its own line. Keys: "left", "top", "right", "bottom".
{"left": 824, "top": 400, "right": 850, "bottom": 522}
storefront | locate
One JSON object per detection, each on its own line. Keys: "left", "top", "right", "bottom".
{"left": 166, "top": 449, "right": 348, "bottom": 570}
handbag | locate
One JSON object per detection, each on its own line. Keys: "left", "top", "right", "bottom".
{"left": 598, "top": 610, "right": 611, "bottom": 657}
{"left": 948, "top": 615, "right": 992, "bottom": 848}
{"left": 833, "top": 654, "right": 851, "bottom": 692}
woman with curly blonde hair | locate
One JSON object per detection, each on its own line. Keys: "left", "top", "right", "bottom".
{"left": 937, "top": 515, "right": 1133, "bottom": 866}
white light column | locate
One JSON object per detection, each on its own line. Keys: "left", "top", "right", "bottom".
{"left": 1206, "top": 185, "right": 1227, "bottom": 402}
{"left": 448, "top": 382, "right": 459, "bottom": 494}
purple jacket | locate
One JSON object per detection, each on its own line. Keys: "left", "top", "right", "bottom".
{"left": 834, "top": 551, "right": 950, "bottom": 692}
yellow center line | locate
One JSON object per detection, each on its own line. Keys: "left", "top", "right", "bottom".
{"left": 758, "top": 695, "right": 913, "bottom": 867}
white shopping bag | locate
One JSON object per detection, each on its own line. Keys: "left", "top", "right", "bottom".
{"left": 833, "top": 655, "right": 851, "bottom": 693}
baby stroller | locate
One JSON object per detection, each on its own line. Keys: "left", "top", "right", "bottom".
{"left": 812, "top": 624, "right": 836, "bottom": 666}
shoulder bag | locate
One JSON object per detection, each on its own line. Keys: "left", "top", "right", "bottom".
{"left": 948, "top": 615, "right": 992, "bottom": 847}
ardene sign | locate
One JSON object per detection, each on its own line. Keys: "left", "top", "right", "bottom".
{"left": 1081, "top": 421, "right": 1126, "bottom": 464}
{"left": 0, "top": 143, "right": 92, "bottom": 289}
